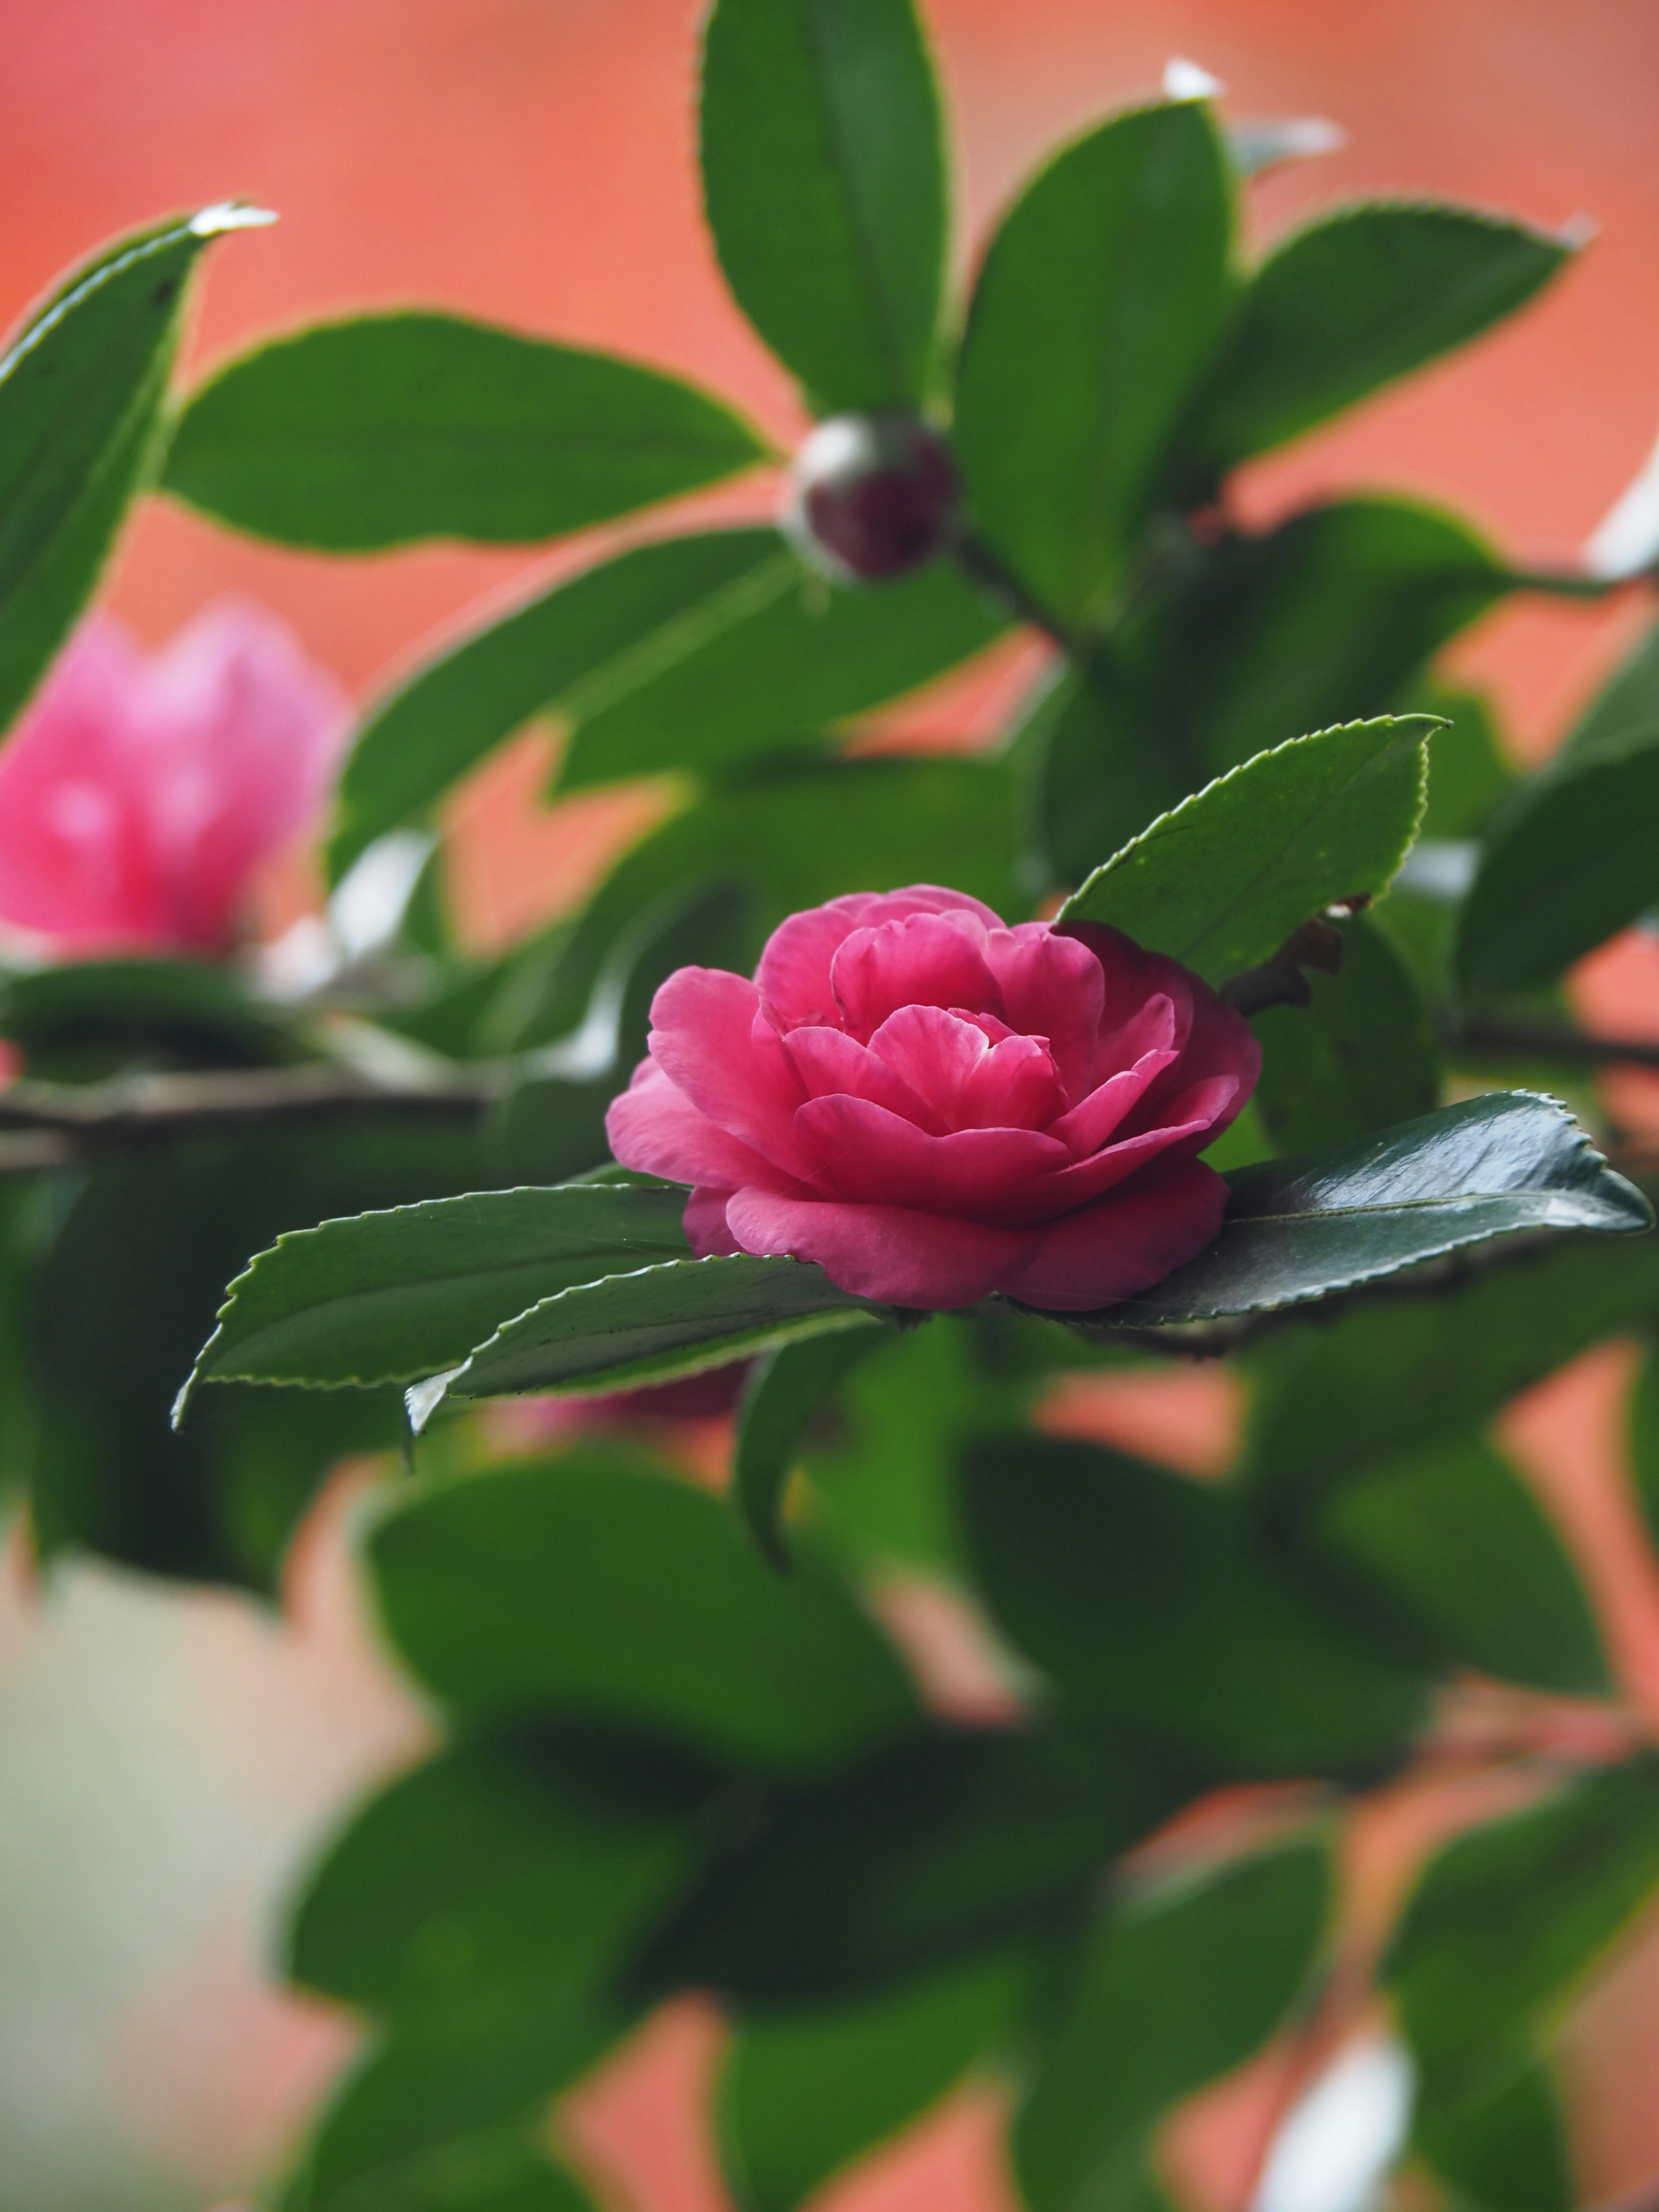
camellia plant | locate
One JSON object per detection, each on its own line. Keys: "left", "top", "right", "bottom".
{"left": 8, "top": 3, "right": 1659, "bottom": 2208}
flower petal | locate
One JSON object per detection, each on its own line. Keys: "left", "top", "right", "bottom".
{"left": 725, "top": 1188, "right": 1029, "bottom": 1308}
{"left": 832, "top": 911, "right": 1002, "bottom": 1042}
{"left": 783, "top": 1022, "right": 944, "bottom": 1131}
{"left": 606, "top": 1058, "right": 789, "bottom": 1192}
{"left": 1049, "top": 1037, "right": 1179, "bottom": 1157}
{"left": 999, "top": 1159, "right": 1230, "bottom": 1311}
{"left": 646, "top": 966, "right": 810, "bottom": 1171}
{"left": 683, "top": 1185, "right": 742, "bottom": 1256}
{"left": 793, "top": 1093, "right": 1068, "bottom": 1217}
{"left": 757, "top": 885, "right": 1004, "bottom": 1031}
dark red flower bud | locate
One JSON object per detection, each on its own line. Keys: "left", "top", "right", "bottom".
{"left": 784, "top": 413, "right": 959, "bottom": 582}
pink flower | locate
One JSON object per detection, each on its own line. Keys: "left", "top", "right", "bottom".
{"left": 0, "top": 603, "right": 351, "bottom": 956}
{"left": 607, "top": 886, "right": 1260, "bottom": 1312}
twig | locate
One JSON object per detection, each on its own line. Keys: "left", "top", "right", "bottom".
{"left": 1448, "top": 1014, "right": 1659, "bottom": 1072}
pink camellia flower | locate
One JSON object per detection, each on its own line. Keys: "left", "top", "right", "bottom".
{"left": 607, "top": 886, "right": 1260, "bottom": 1312}
{"left": 0, "top": 603, "right": 351, "bottom": 956}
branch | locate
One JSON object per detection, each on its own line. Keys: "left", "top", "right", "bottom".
{"left": 1448, "top": 1014, "right": 1659, "bottom": 1071}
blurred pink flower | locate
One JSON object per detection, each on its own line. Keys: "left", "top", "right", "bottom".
{"left": 0, "top": 603, "right": 351, "bottom": 956}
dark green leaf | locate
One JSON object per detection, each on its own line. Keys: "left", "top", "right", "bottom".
{"left": 1384, "top": 1757, "right": 1659, "bottom": 2093}
{"left": 329, "top": 532, "right": 1006, "bottom": 875}
{"left": 1027, "top": 656, "right": 1200, "bottom": 893}
{"left": 1198, "top": 204, "right": 1570, "bottom": 470}
{"left": 1297, "top": 1432, "right": 1609, "bottom": 1696}
{"left": 1413, "top": 2060, "right": 1573, "bottom": 2212}
{"left": 1058, "top": 717, "right": 1431, "bottom": 985}
{"left": 289, "top": 1732, "right": 709, "bottom": 2034}
{"left": 430, "top": 1255, "right": 888, "bottom": 1416}
{"left": 182, "top": 1181, "right": 691, "bottom": 1405}
{"left": 0, "top": 206, "right": 257, "bottom": 731}
{"left": 0, "top": 955, "right": 303, "bottom": 1075}
{"left": 699, "top": 0, "right": 946, "bottom": 411}
{"left": 1244, "top": 1230, "right": 1659, "bottom": 1520}
{"left": 1628, "top": 1348, "right": 1659, "bottom": 1558}
{"left": 734, "top": 1322, "right": 896, "bottom": 1568}
{"left": 1253, "top": 911, "right": 1440, "bottom": 1153}
{"left": 369, "top": 1449, "right": 920, "bottom": 1772}
{"left": 954, "top": 101, "right": 1233, "bottom": 630}
{"left": 1014, "top": 1842, "right": 1330, "bottom": 2212}
{"left": 295, "top": 2112, "right": 599, "bottom": 2212}
{"left": 1453, "top": 723, "right": 1659, "bottom": 999}
{"left": 162, "top": 312, "right": 766, "bottom": 549}
{"left": 719, "top": 1955, "right": 1023, "bottom": 2212}
{"left": 637, "top": 1721, "right": 1185, "bottom": 2002}
{"left": 1405, "top": 680, "right": 1515, "bottom": 839}
{"left": 1103, "top": 1092, "right": 1651, "bottom": 1329}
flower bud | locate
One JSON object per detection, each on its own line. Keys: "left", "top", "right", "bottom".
{"left": 784, "top": 413, "right": 959, "bottom": 582}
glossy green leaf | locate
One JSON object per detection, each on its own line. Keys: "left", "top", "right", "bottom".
{"left": 734, "top": 1322, "right": 897, "bottom": 1567}
{"left": 0, "top": 206, "right": 257, "bottom": 731}
{"left": 1199, "top": 204, "right": 1570, "bottom": 470}
{"left": 719, "top": 1955, "right": 1023, "bottom": 2212}
{"left": 162, "top": 312, "right": 766, "bottom": 549}
{"left": 637, "top": 1721, "right": 1185, "bottom": 2002}
{"left": 1384, "top": 1756, "right": 1659, "bottom": 2093}
{"left": 1103, "top": 1092, "right": 1651, "bottom": 1330}
{"left": 1014, "top": 1843, "right": 1330, "bottom": 2212}
{"left": 700, "top": 0, "right": 946, "bottom": 410}
{"left": 1453, "top": 723, "right": 1659, "bottom": 999}
{"left": 493, "top": 754, "right": 1025, "bottom": 1050}
{"left": 1058, "top": 717, "right": 1431, "bottom": 985}
{"left": 1245, "top": 1230, "right": 1659, "bottom": 1521}
{"left": 1252, "top": 912, "right": 1440, "bottom": 1154}
{"left": 1298, "top": 1433, "right": 1609, "bottom": 1696}
{"left": 429, "top": 1255, "right": 889, "bottom": 1416}
{"left": 369, "top": 1450, "right": 920, "bottom": 1772}
{"left": 1413, "top": 2060, "right": 1573, "bottom": 2212}
{"left": 181, "top": 1181, "right": 691, "bottom": 1407}
{"left": 289, "top": 1732, "right": 708, "bottom": 2034}
{"left": 329, "top": 531, "right": 1005, "bottom": 875}
{"left": 962, "top": 1439, "right": 1426, "bottom": 1778}
{"left": 954, "top": 100, "right": 1233, "bottom": 630}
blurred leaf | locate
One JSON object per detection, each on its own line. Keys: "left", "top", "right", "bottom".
{"left": 1244, "top": 1230, "right": 1659, "bottom": 1520}
{"left": 961, "top": 1438, "right": 1425, "bottom": 1778}
{"left": 699, "top": 0, "right": 946, "bottom": 411}
{"left": 1404, "top": 680, "right": 1515, "bottom": 838}
{"left": 183, "top": 1181, "right": 692, "bottom": 1402}
{"left": 1413, "top": 2059, "right": 1573, "bottom": 2212}
{"left": 369, "top": 1449, "right": 921, "bottom": 1772}
{"left": 0, "top": 207, "right": 252, "bottom": 731}
{"left": 0, "top": 956, "right": 304, "bottom": 1076}
{"left": 636, "top": 1720, "right": 1186, "bottom": 2002}
{"left": 1453, "top": 723, "right": 1659, "bottom": 999}
{"left": 1058, "top": 717, "right": 1430, "bottom": 984}
{"left": 430, "top": 1255, "right": 888, "bottom": 1415}
{"left": 330, "top": 531, "right": 1005, "bottom": 875}
{"left": 1118, "top": 498, "right": 1513, "bottom": 777}
{"left": 294, "top": 2115, "right": 599, "bottom": 2212}
{"left": 1028, "top": 656, "right": 1199, "bottom": 893}
{"left": 1197, "top": 205, "right": 1570, "bottom": 470}
{"left": 1559, "top": 616, "right": 1659, "bottom": 757}
{"left": 497, "top": 754, "right": 1025, "bottom": 1050}
{"left": 1297, "top": 1432, "right": 1609, "bottom": 1696}
{"left": 718, "top": 1955, "right": 1023, "bottom": 2212}
{"left": 1628, "top": 1348, "right": 1659, "bottom": 1557}
{"left": 1385, "top": 1757, "right": 1659, "bottom": 2095}
{"left": 291, "top": 1731, "right": 708, "bottom": 2034}
{"left": 734, "top": 1322, "right": 898, "bottom": 1567}
{"left": 1104, "top": 1093, "right": 1651, "bottom": 1330}
{"left": 162, "top": 312, "right": 765, "bottom": 549}
{"left": 1253, "top": 912, "right": 1440, "bottom": 1154}
{"left": 954, "top": 101, "right": 1233, "bottom": 630}
{"left": 1014, "top": 1842, "right": 1330, "bottom": 2212}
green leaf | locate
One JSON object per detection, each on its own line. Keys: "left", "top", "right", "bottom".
{"left": 429, "top": 1254, "right": 889, "bottom": 1417}
{"left": 0, "top": 205, "right": 260, "bottom": 731}
{"left": 329, "top": 531, "right": 1006, "bottom": 875}
{"left": 1453, "top": 723, "right": 1659, "bottom": 1000}
{"left": 1559, "top": 616, "right": 1659, "bottom": 757}
{"left": 289, "top": 1732, "right": 709, "bottom": 2035}
{"left": 1014, "top": 1842, "right": 1330, "bottom": 2212}
{"left": 1384, "top": 1756, "right": 1659, "bottom": 2094}
{"left": 1627, "top": 1348, "right": 1659, "bottom": 1557}
{"left": 699, "top": 0, "right": 946, "bottom": 411}
{"left": 1297, "top": 1432, "right": 1609, "bottom": 1697}
{"left": 1027, "top": 657, "right": 1201, "bottom": 893}
{"left": 719, "top": 1955, "right": 1023, "bottom": 2212}
{"left": 181, "top": 1181, "right": 692, "bottom": 1406}
{"left": 492, "top": 754, "right": 1026, "bottom": 1049}
{"left": 961, "top": 1438, "right": 1426, "bottom": 1778}
{"left": 1058, "top": 717, "right": 1431, "bottom": 985}
{"left": 1102, "top": 1092, "right": 1651, "bottom": 1329}
{"left": 1405, "top": 680, "right": 1515, "bottom": 839}
{"left": 636, "top": 1720, "right": 1185, "bottom": 2002}
{"left": 1252, "top": 911, "right": 1440, "bottom": 1154}
{"left": 296, "top": 2115, "right": 599, "bottom": 2212}
{"left": 368, "top": 1449, "right": 921, "bottom": 1772}
{"left": 1413, "top": 2060, "right": 1573, "bottom": 2212}
{"left": 1198, "top": 204, "right": 1571, "bottom": 470}
{"left": 734, "top": 1322, "right": 897, "bottom": 1567}
{"left": 0, "top": 955, "right": 303, "bottom": 1075}
{"left": 162, "top": 312, "right": 766, "bottom": 549}
{"left": 1244, "top": 1230, "right": 1659, "bottom": 1519}
{"left": 953, "top": 100, "right": 1234, "bottom": 630}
